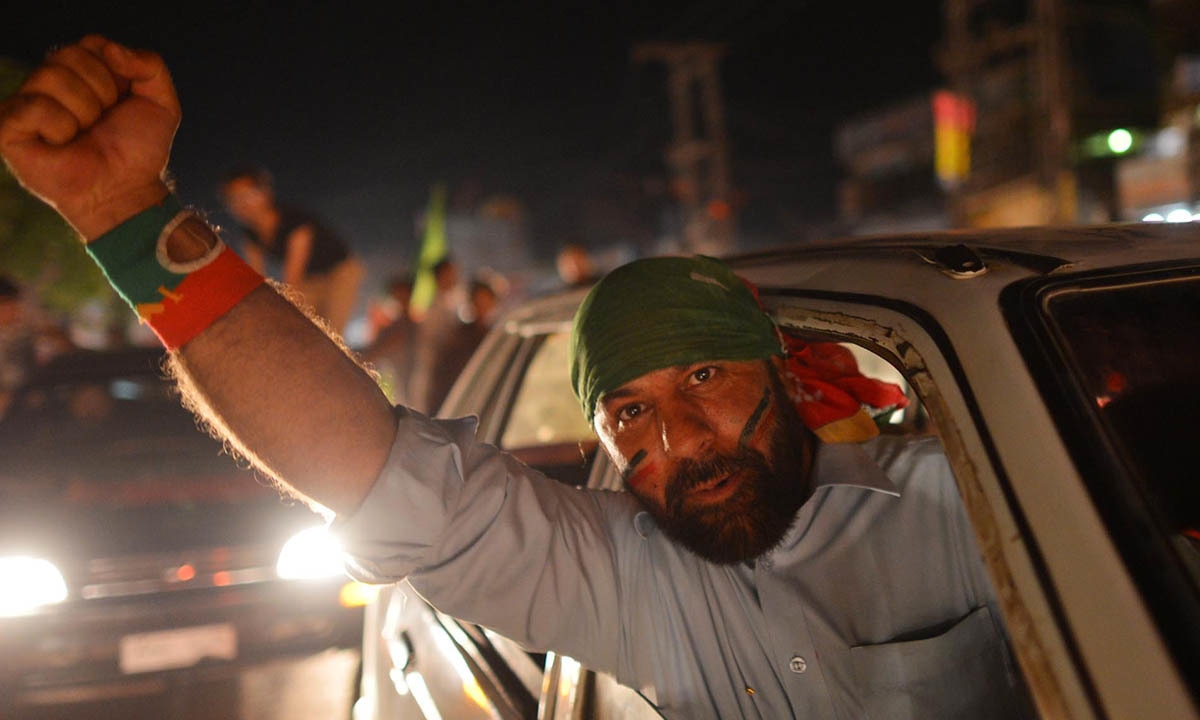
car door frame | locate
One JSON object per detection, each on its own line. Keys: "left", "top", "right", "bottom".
{"left": 360, "top": 325, "right": 545, "bottom": 720}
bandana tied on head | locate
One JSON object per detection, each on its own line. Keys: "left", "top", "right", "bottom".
{"left": 570, "top": 256, "right": 782, "bottom": 425}
{"left": 570, "top": 255, "right": 909, "bottom": 443}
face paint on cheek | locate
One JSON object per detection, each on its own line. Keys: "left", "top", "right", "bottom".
{"left": 738, "top": 386, "right": 773, "bottom": 447}
{"left": 621, "top": 449, "right": 653, "bottom": 488}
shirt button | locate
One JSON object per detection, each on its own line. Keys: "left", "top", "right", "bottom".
{"left": 788, "top": 655, "right": 808, "bottom": 674}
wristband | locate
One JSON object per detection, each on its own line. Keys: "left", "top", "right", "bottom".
{"left": 86, "top": 195, "right": 264, "bottom": 350}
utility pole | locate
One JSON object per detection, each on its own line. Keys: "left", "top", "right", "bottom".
{"left": 633, "top": 42, "right": 735, "bottom": 255}
{"left": 1033, "top": 0, "right": 1073, "bottom": 222}
{"left": 937, "top": 0, "right": 1075, "bottom": 225}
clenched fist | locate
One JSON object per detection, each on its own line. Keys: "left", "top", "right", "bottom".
{"left": 0, "top": 35, "right": 180, "bottom": 241}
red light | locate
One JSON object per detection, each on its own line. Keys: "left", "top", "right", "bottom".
{"left": 175, "top": 564, "right": 196, "bottom": 582}
{"left": 212, "top": 571, "right": 232, "bottom": 587}
{"left": 706, "top": 199, "right": 732, "bottom": 221}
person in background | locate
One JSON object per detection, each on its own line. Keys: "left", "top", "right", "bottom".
{"left": 0, "top": 275, "right": 36, "bottom": 415}
{"left": 433, "top": 275, "right": 499, "bottom": 398}
{"left": 365, "top": 273, "right": 413, "bottom": 341}
{"left": 556, "top": 242, "right": 597, "bottom": 288}
{"left": 218, "top": 165, "right": 364, "bottom": 336}
{"left": 407, "top": 256, "right": 465, "bottom": 413}
{"left": 0, "top": 275, "right": 73, "bottom": 412}
{"left": 464, "top": 276, "right": 499, "bottom": 329}
{"left": 361, "top": 274, "right": 418, "bottom": 404}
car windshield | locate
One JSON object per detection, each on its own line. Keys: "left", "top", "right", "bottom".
{"left": 1040, "top": 273, "right": 1200, "bottom": 589}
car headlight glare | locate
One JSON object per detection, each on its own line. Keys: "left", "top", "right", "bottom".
{"left": 276, "top": 526, "right": 346, "bottom": 580}
{"left": 0, "top": 556, "right": 68, "bottom": 616}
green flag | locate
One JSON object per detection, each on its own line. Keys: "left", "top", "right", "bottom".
{"left": 410, "top": 182, "right": 448, "bottom": 315}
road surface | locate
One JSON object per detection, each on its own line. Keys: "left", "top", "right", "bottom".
{"left": 18, "top": 648, "right": 361, "bottom": 720}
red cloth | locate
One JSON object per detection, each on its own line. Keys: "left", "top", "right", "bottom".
{"left": 782, "top": 334, "right": 909, "bottom": 434}
{"left": 738, "top": 274, "right": 908, "bottom": 439}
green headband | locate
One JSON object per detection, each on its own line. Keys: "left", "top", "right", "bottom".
{"left": 569, "top": 255, "right": 783, "bottom": 423}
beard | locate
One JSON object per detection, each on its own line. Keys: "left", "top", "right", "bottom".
{"left": 634, "top": 373, "right": 813, "bottom": 565}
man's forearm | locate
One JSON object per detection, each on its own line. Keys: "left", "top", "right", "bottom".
{"left": 171, "top": 282, "right": 397, "bottom": 518}
{"left": 159, "top": 207, "right": 396, "bottom": 517}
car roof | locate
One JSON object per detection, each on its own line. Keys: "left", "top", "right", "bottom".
{"left": 733, "top": 222, "right": 1200, "bottom": 274}
{"left": 502, "top": 223, "right": 1200, "bottom": 333}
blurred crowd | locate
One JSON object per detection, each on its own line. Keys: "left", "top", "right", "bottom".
{"left": 359, "top": 255, "right": 502, "bottom": 413}
{"left": 0, "top": 244, "right": 593, "bottom": 421}
{"left": 0, "top": 274, "right": 72, "bottom": 416}
{"left": 0, "top": 165, "right": 615, "bottom": 420}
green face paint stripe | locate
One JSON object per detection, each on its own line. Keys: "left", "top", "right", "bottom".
{"left": 622, "top": 449, "right": 648, "bottom": 480}
{"left": 739, "top": 387, "right": 772, "bottom": 447}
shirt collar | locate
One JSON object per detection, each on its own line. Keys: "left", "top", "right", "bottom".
{"left": 809, "top": 438, "right": 900, "bottom": 497}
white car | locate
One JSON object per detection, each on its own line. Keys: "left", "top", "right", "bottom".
{"left": 355, "top": 223, "right": 1200, "bottom": 720}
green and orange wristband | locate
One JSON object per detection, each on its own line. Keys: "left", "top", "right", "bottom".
{"left": 85, "top": 195, "right": 264, "bottom": 350}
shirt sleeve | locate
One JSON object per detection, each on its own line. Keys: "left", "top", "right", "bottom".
{"left": 332, "top": 405, "right": 628, "bottom": 671}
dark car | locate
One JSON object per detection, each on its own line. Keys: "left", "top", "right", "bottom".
{"left": 0, "top": 347, "right": 369, "bottom": 716}
{"left": 356, "top": 224, "right": 1200, "bottom": 719}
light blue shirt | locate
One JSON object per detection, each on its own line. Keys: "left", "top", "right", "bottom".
{"left": 336, "top": 408, "right": 1031, "bottom": 719}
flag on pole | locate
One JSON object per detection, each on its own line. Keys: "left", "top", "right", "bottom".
{"left": 410, "top": 182, "right": 448, "bottom": 316}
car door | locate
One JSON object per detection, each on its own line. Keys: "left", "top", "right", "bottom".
{"left": 745, "top": 261, "right": 1200, "bottom": 720}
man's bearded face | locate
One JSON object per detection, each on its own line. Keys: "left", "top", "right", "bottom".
{"left": 594, "top": 359, "right": 813, "bottom": 565}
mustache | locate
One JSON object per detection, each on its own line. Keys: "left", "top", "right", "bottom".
{"left": 665, "top": 445, "right": 768, "bottom": 511}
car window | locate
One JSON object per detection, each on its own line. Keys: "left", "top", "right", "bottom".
{"left": 1038, "top": 274, "right": 1200, "bottom": 595}
{"left": 498, "top": 332, "right": 598, "bottom": 487}
{"left": 499, "top": 332, "right": 594, "bottom": 448}
{"left": 1000, "top": 267, "right": 1200, "bottom": 707}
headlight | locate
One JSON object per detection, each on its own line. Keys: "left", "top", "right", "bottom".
{"left": 276, "top": 526, "right": 346, "bottom": 580}
{"left": 0, "top": 556, "right": 68, "bottom": 616}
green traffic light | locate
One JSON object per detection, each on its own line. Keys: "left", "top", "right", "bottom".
{"left": 1107, "top": 128, "right": 1133, "bottom": 154}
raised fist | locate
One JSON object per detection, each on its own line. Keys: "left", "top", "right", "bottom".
{"left": 0, "top": 35, "right": 181, "bottom": 240}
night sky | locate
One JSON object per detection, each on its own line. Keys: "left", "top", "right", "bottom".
{"left": 6, "top": 2, "right": 943, "bottom": 277}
